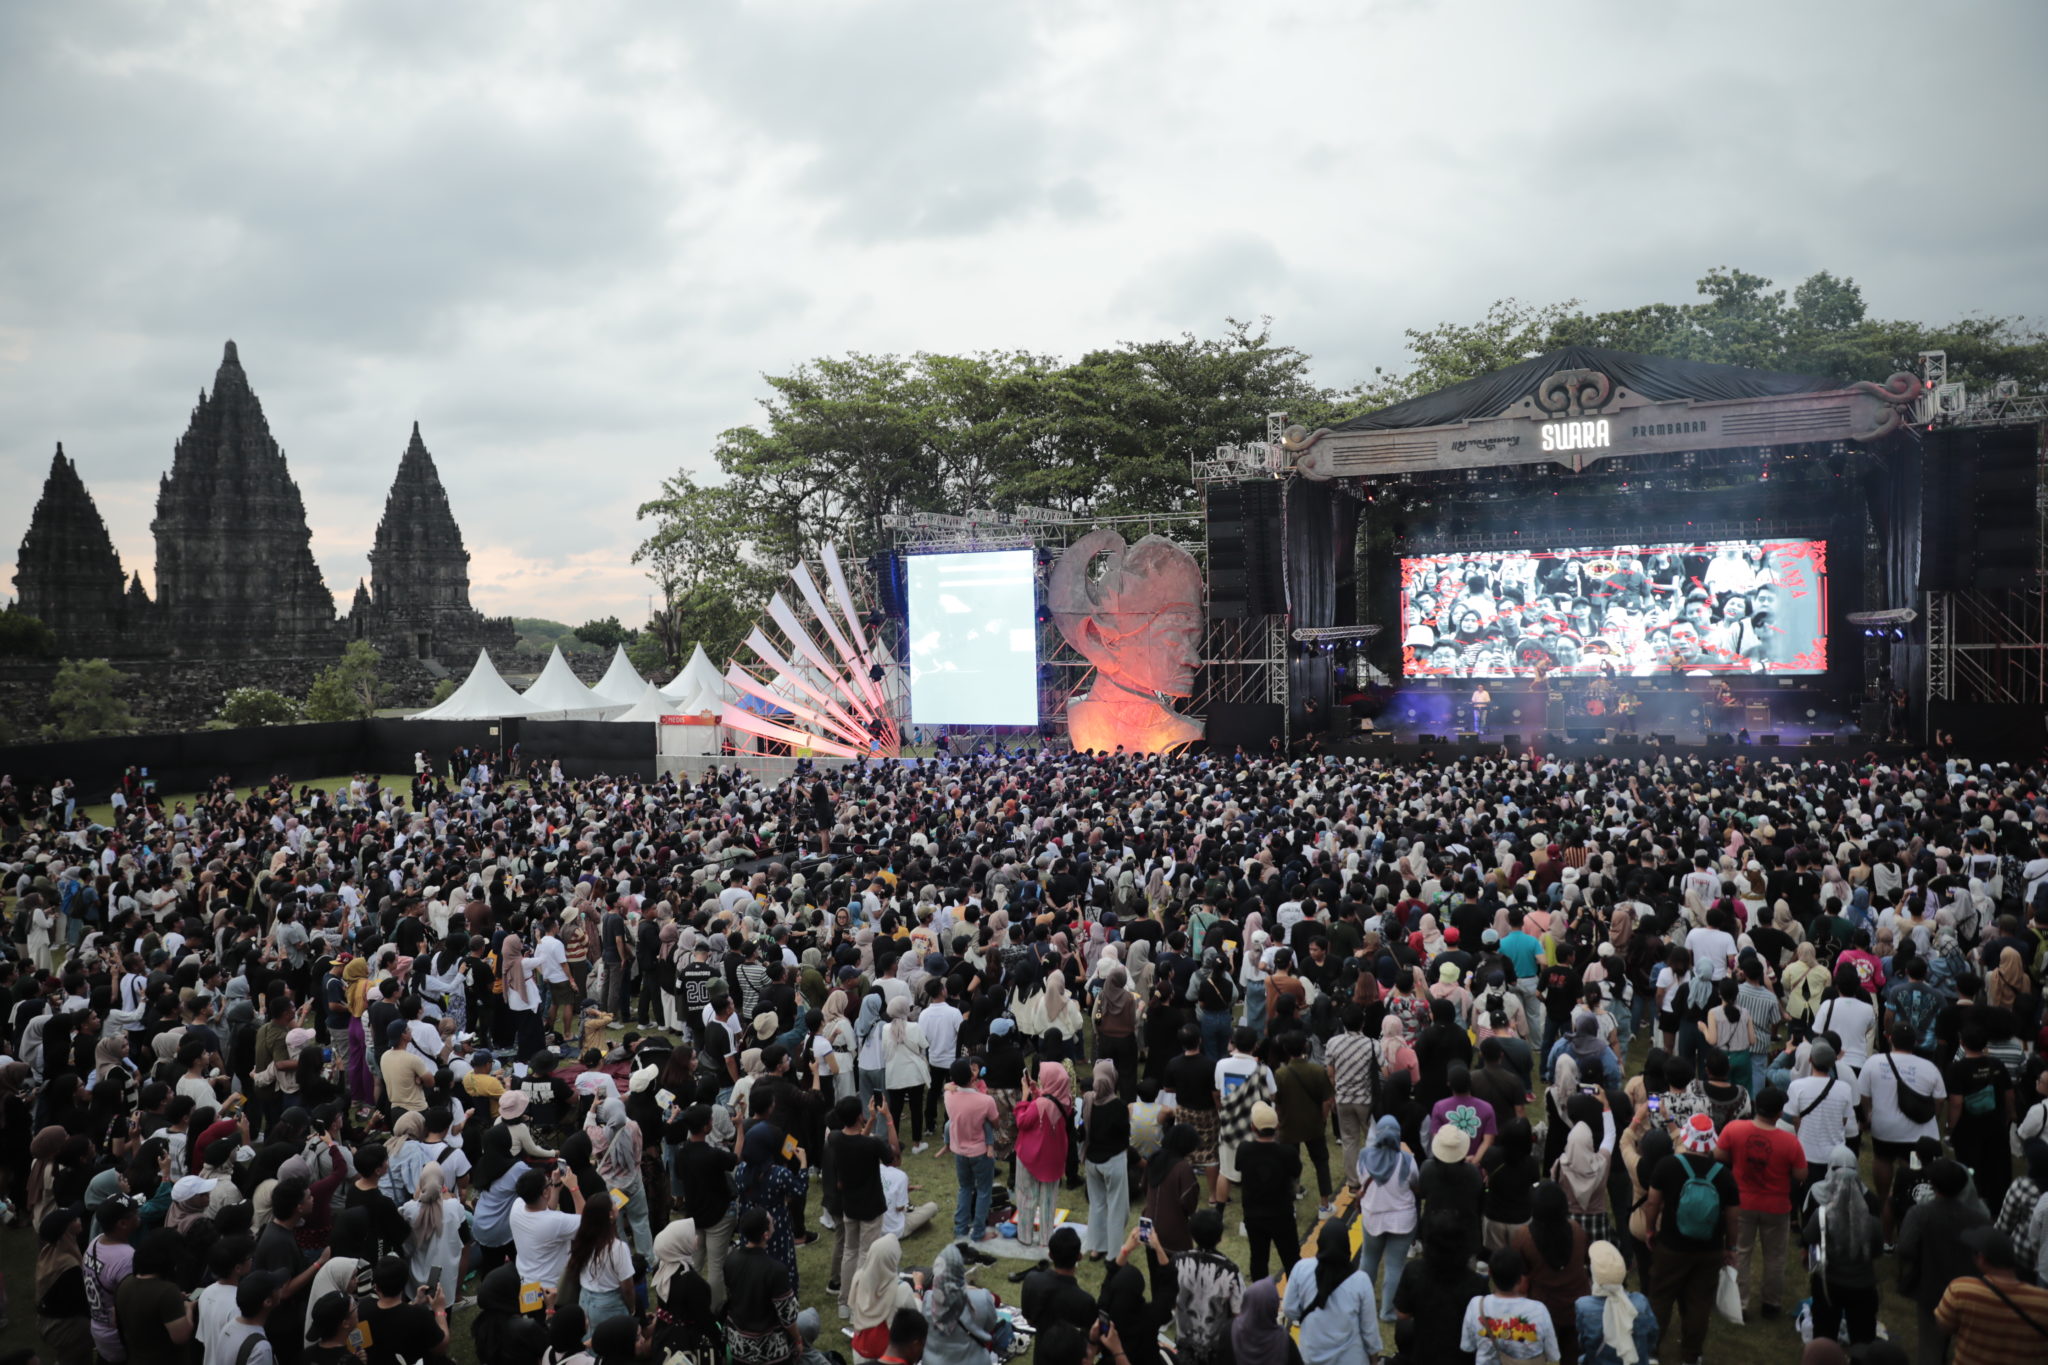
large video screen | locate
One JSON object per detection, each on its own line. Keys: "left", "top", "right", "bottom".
{"left": 907, "top": 549, "right": 1040, "bottom": 725}
{"left": 1401, "top": 539, "right": 1828, "bottom": 678}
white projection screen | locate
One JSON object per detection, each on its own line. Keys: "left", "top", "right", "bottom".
{"left": 907, "top": 549, "right": 1040, "bottom": 726}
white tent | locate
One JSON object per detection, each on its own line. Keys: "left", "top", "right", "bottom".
{"left": 406, "top": 650, "right": 533, "bottom": 720}
{"left": 610, "top": 680, "right": 683, "bottom": 723}
{"left": 520, "top": 645, "right": 625, "bottom": 720}
{"left": 591, "top": 646, "right": 649, "bottom": 706}
{"left": 661, "top": 644, "right": 729, "bottom": 704}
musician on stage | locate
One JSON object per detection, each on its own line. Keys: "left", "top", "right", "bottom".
{"left": 1705, "top": 679, "right": 1738, "bottom": 732}
{"left": 1470, "top": 682, "right": 1490, "bottom": 733}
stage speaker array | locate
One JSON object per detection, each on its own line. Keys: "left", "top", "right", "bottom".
{"left": 1206, "top": 479, "right": 1286, "bottom": 617}
{"left": 1925, "top": 427, "right": 2041, "bottom": 591}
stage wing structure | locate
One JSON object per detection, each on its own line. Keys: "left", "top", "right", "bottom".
{"left": 719, "top": 544, "right": 901, "bottom": 759}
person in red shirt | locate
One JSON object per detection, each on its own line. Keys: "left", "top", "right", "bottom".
{"left": 1714, "top": 1085, "right": 1808, "bottom": 1319}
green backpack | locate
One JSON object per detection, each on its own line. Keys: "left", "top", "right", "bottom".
{"left": 1674, "top": 1155, "right": 1724, "bottom": 1241}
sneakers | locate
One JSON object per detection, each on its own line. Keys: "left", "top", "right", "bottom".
{"left": 1315, "top": 1204, "right": 1336, "bottom": 1221}
{"left": 819, "top": 1211, "right": 837, "bottom": 1230}
{"left": 912, "top": 1142, "right": 929, "bottom": 1155}
{"left": 838, "top": 1304, "right": 851, "bottom": 1320}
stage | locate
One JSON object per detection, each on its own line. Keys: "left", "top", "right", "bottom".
{"left": 1328, "top": 728, "right": 1910, "bottom": 766}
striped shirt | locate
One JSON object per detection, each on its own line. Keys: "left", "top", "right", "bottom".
{"left": 1326, "top": 1031, "right": 1378, "bottom": 1106}
{"left": 1935, "top": 1274, "right": 2048, "bottom": 1363}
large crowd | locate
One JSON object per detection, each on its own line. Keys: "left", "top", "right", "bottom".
{"left": 5, "top": 741, "right": 2048, "bottom": 1365}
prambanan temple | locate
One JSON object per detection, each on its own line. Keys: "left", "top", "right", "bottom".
{"left": 13, "top": 341, "right": 515, "bottom": 667}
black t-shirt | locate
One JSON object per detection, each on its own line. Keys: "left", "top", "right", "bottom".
{"left": 833, "top": 1131, "right": 891, "bottom": 1221}
{"left": 601, "top": 912, "right": 629, "bottom": 965}
{"left": 357, "top": 1299, "right": 441, "bottom": 1365}
{"left": 1084, "top": 1099, "right": 1130, "bottom": 1164}
{"left": 1235, "top": 1140, "right": 1301, "bottom": 1214}
{"left": 1163, "top": 1053, "right": 1216, "bottom": 1111}
{"left": 678, "top": 1139, "right": 739, "bottom": 1226}
{"left": 983, "top": 1046, "right": 1025, "bottom": 1091}
{"left": 1021, "top": 1269, "right": 1098, "bottom": 1331}
{"left": 1946, "top": 1053, "right": 2013, "bottom": 1135}
{"left": 305, "top": 1345, "right": 365, "bottom": 1365}
{"left": 1649, "top": 1152, "right": 1739, "bottom": 1251}
{"left": 1395, "top": 1266, "right": 1489, "bottom": 1365}
{"left": 116, "top": 1275, "right": 191, "bottom": 1365}
{"left": 1417, "top": 1158, "right": 1486, "bottom": 1231}
{"left": 392, "top": 916, "right": 428, "bottom": 959}
{"left": 1480, "top": 1148, "right": 1539, "bottom": 1224}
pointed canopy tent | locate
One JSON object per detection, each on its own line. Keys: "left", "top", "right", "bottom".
{"left": 520, "top": 645, "right": 625, "bottom": 720}
{"left": 662, "top": 644, "right": 730, "bottom": 704}
{"left": 609, "top": 680, "right": 683, "bottom": 723}
{"left": 591, "top": 645, "right": 649, "bottom": 706}
{"left": 407, "top": 649, "right": 533, "bottom": 720}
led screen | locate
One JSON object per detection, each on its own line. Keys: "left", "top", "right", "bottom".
{"left": 1401, "top": 539, "right": 1828, "bottom": 677}
{"left": 907, "top": 549, "right": 1040, "bottom": 725}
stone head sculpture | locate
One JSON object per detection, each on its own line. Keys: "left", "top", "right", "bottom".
{"left": 1049, "top": 529, "right": 1204, "bottom": 753}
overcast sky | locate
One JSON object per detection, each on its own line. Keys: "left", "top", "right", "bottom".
{"left": 4, "top": 1, "right": 2044, "bottom": 628}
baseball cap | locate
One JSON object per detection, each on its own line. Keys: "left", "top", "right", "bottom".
{"left": 1250, "top": 1101, "right": 1279, "bottom": 1132}
{"left": 172, "top": 1175, "right": 219, "bottom": 1202}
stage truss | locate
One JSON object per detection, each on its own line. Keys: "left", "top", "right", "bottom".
{"left": 1924, "top": 421, "right": 2048, "bottom": 707}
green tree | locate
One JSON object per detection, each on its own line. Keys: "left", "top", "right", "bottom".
{"left": 573, "top": 616, "right": 633, "bottom": 650}
{"left": 302, "top": 641, "right": 381, "bottom": 722}
{"left": 219, "top": 687, "right": 301, "bottom": 727}
{"left": 427, "top": 677, "right": 459, "bottom": 706}
{"left": 625, "top": 634, "right": 668, "bottom": 679}
{"left": 47, "top": 658, "right": 133, "bottom": 738}
{"left": 0, "top": 610, "right": 58, "bottom": 657}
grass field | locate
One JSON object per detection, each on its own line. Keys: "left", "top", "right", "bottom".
{"left": 1, "top": 773, "right": 1912, "bottom": 1362}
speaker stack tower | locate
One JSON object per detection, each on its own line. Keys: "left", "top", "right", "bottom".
{"left": 1206, "top": 480, "right": 1286, "bottom": 617}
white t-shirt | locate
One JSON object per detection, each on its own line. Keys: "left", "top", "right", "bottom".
{"left": 919, "top": 1001, "right": 963, "bottom": 1068}
{"left": 881, "top": 1163, "right": 912, "bottom": 1239}
{"left": 1785, "top": 1072, "right": 1860, "bottom": 1163}
{"left": 196, "top": 1281, "right": 242, "bottom": 1365}
{"left": 1812, "top": 997, "right": 1878, "bottom": 1070}
{"left": 1857, "top": 1052, "right": 1947, "bottom": 1143}
{"left": 578, "top": 1237, "right": 635, "bottom": 1295}
{"left": 1686, "top": 927, "right": 1738, "bottom": 982}
{"left": 509, "top": 1201, "right": 583, "bottom": 1289}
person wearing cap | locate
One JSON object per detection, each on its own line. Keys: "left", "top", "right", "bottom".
{"left": 1236, "top": 1100, "right": 1298, "bottom": 1285}
{"left": 1784, "top": 1039, "right": 1859, "bottom": 1168}
{"left": 1899, "top": 1158, "right": 1993, "bottom": 1365}
{"left": 1936, "top": 1225, "right": 2048, "bottom": 1363}
{"left": 1639, "top": 1112, "right": 1738, "bottom": 1365}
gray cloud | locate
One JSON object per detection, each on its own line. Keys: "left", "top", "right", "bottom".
{"left": 3, "top": 0, "right": 2044, "bottom": 628}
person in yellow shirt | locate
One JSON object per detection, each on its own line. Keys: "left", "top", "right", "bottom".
{"left": 462, "top": 1050, "right": 507, "bottom": 1120}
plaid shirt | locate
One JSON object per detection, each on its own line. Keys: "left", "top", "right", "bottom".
{"left": 1216, "top": 1063, "right": 1276, "bottom": 1149}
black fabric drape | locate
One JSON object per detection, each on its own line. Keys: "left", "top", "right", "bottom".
{"left": 1284, "top": 479, "right": 1360, "bottom": 734}
{"left": 1881, "top": 434, "right": 1926, "bottom": 732}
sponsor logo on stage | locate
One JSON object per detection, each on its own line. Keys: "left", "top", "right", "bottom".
{"left": 1540, "top": 419, "right": 1610, "bottom": 452}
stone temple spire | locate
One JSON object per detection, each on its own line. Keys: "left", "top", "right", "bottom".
{"left": 14, "top": 444, "right": 136, "bottom": 655}
{"left": 369, "top": 422, "right": 475, "bottom": 613}
{"left": 151, "top": 341, "right": 338, "bottom": 656}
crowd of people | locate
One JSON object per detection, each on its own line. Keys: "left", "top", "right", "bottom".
{"left": 6, "top": 739, "right": 2048, "bottom": 1365}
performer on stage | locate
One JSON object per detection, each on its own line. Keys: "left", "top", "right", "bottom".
{"left": 1470, "top": 682, "right": 1490, "bottom": 733}
{"left": 1705, "top": 679, "right": 1738, "bottom": 733}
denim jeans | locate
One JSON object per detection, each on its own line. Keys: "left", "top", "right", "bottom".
{"left": 1356, "top": 1227, "right": 1416, "bottom": 1321}
{"left": 953, "top": 1152, "right": 994, "bottom": 1239}
{"left": 1083, "top": 1155, "right": 1130, "bottom": 1256}
{"left": 1198, "top": 1009, "right": 1233, "bottom": 1063}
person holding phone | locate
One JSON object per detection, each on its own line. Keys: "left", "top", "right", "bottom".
{"left": 355, "top": 1254, "right": 448, "bottom": 1365}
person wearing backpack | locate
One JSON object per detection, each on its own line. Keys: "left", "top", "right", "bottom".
{"left": 1639, "top": 1112, "right": 1738, "bottom": 1365}
{"left": 1857, "top": 1023, "right": 1948, "bottom": 1245}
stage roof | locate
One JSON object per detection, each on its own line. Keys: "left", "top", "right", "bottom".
{"left": 1332, "top": 346, "right": 1837, "bottom": 432}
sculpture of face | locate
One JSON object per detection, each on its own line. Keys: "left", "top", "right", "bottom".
{"left": 1049, "top": 530, "right": 1204, "bottom": 699}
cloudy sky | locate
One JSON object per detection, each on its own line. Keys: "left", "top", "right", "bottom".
{"left": 4, "top": 0, "right": 2044, "bottom": 628}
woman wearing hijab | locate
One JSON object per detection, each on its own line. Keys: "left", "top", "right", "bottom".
{"left": 734, "top": 1115, "right": 810, "bottom": 1289}
{"left": 402, "top": 1161, "right": 466, "bottom": 1302}
{"left": 1281, "top": 1220, "right": 1382, "bottom": 1365}
{"left": 28, "top": 1123, "right": 71, "bottom": 1228}
{"left": 38, "top": 1206, "right": 92, "bottom": 1365}
{"left": 1231, "top": 1277, "right": 1300, "bottom": 1365}
{"left": 1510, "top": 1181, "right": 1591, "bottom": 1362}
{"left": 91, "top": 1034, "right": 130, "bottom": 1088}
{"left": 649, "top": 1218, "right": 719, "bottom": 1364}
{"left": 1013, "top": 1061, "right": 1072, "bottom": 1247}
{"left": 423, "top": 934, "right": 470, "bottom": 1031}
{"left": 1096, "top": 967, "right": 1142, "bottom": 1098}
{"left": 1782, "top": 942, "right": 1828, "bottom": 1032}
{"left": 880, "top": 994, "right": 930, "bottom": 1149}
{"left": 921, "top": 1241, "right": 1001, "bottom": 1365}
{"left": 1082, "top": 1060, "right": 1131, "bottom": 1260}
{"left": 852, "top": 992, "right": 889, "bottom": 1106}
{"left": 1240, "top": 924, "right": 1271, "bottom": 1035}
{"left": 1576, "top": 1239, "right": 1658, "bottom": 1365}
{"left": 502, "top": 933, "right": 545, "bottom": 1060}
{"left": 847, "top": 1233, "right": 918, "bottom": 1363}
{"left": 343, "top": 957, "right": 376, "bottom": 1104}
{"left": 1353, "top": 1115, "right": 1419, "bottom": 1323}
{"left": 1554, "top": 1107, "right": 1617, "bottom": 1245}
{"left": 1141, "top": 1123, "right": 1201, "bottom": 1254}
{"left": 1800, "top": 1143, "right": 1883, "bottom": 1346}
{"left": 1987, "top": 944, "right": 2035, "bottom": 1029}
{"left": 817, "top": 991, "right": 858, "bottom": 1103}
{"left": 587, "top": 1095, "right": 655, "bottom": 1260}
{"left": 471, "top": 1262, "right": 548, "bottom": 1365}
